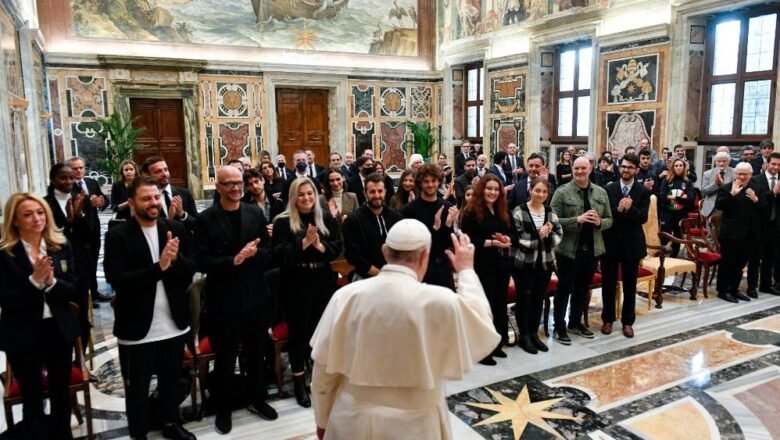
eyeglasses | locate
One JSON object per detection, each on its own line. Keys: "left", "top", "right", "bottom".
{"left": 218, "top": 181, "right": 243, "bottom": 188}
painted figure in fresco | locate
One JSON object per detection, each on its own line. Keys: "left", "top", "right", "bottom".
{"left": 457, "top": 0, "right": 481, "bottom": 37}
{"left": 503, "top": 0, "right": 525, "bottom": 24}
{"left": 609, "top": 113, "right": 651, "bottom": 154}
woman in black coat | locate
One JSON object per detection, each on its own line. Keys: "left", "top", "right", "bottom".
{"left": 659, "top": 158, "right": 694, "bottom": 256}
{"left": 272, "top": 177, "right": 341, "bottom": 408}
{"left": 110, "top": 160, "right": 139, "bottom": 220}
{"left": 0, "top": 192, "right": 79, "bottom": 440}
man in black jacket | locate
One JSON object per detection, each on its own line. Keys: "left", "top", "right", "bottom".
{"left": 346, "top": 156, "right": 375, "bottom": 206}
{"left": 142, "top": 156, "right": 198, "bottom": 232}
{"left": 194, "top": 166, "right": 278, "bottom": 434}
{"left": 747, "top": 152, "right": 780, "bottom": 296}
{"left": 600, "top": 154, "right": 650, "bottom": 338}
{"left": 343, "top": 173, "right": 402, "bottom": 279}
{"left": 104, "top": 176, "right": 197, "bottom": 440}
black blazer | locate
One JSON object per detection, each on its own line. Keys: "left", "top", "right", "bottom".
{"left": 194, "top": 203, "right": 272, "bottom": 315}
{"left": 343, "top": 204, "right": 402, "bottom": 278}
{"left": 508, "top": 175, "right": 558, "bottom": 211}
{"left": 340, "top": 164, "right": 355, "bottom": 178}
{"left": 603, "top": 181, "right": 651, "bottom": 261}
{"left": 750, "top": 174, "right": 780, "bottom": 233}
{"left": 71, "top": 177, "right": 105, "bottom": 244}
{"left": 455, "top": 152, "right": 475, "bottom": 176}
{"left": 110, "top": 181, "right": 132, "bottom": 220}
{"left": 0, "top": 242, "right": 80, "bottom": 351}
{"left": 104, "top": 218, "right": 196, "bottom": 341}
{"left": 715, "top": 181, "right": 768, "bottom": 241}
{"left": 347, "top": 174, "right": 366, "bottom": 205}
{"left": 487, "top": 164, "right": 509, "bottom": 186}
{"left": 502, "top": 154, "right": 525, "bottom": 176}
{"left": 170, "top": 186, "right": 198, "bottom": 232}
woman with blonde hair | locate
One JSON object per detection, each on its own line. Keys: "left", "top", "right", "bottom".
{"left": 408, "top": 153, "right": 424, "bottom": 172}
{"left": 659, "top": 158, "right": 694, "bottom": 256}
{"left": 273, "top": 178, "right": 342, "bottom": 408}
{"left": 0, "top": 193, "right": 79, "bottom": 440}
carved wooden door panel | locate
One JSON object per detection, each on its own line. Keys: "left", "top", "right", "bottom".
{"left": 131, "top": 98, "right": 188, "bottom": 189}
{"left": 276, "top": 88, "right": 329, "bottom": 165}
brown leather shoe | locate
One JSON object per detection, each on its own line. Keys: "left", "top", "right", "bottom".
{"left": 600, "top": 322, "right": 612, "bottom": 335}
{"left": 622, "top": 325, "right": 634, "bottom": 338}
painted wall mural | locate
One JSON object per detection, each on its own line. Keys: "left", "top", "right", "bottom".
{"left": 606, "top": 54, "right": 659, "bottom": 105}
{"left": 606, "top": 111, "right": 655, "bottom": 151}
{"left": 70, "top": 0, "right": 419, "bottom": 56}
{"left": 439, "top": 0, "right": 608, "bottom": 43}
{"left": 348, "top": 79, "right": 439, "bottom": 172}
{"left": 486, "top": 67, "right": 526, "bottom": 158}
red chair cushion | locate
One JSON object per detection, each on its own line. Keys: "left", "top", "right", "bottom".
{"left": 590, "top": 272, "right": 602, "bottom": 285}
{"left": 546, "top": 278, "right": 558, "bottom": 294}
{"left": 688, "top": 228, "right": 706, "bottom": 237}
{"left": 199, "top": 337, "right": 213, "bottom": 355}
{"left": 270, "top": 322, "right": 289, "bottom": 342}
{"left": 506, "top": 283, "right": 516, "bottom": 301}
{"left": 638, "top": 267, "right": 654, "bottom": 277}
{"left": 6, "top": 366, "right": 84, "bottom": 398}
{"left": 698, "top": 251, "right": 721, "bottom": 263}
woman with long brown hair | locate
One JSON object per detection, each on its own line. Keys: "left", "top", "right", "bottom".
{"left": 0, "top": 193, "right": 79, "bottom": 439}
{"left": 459, "top": 174, "right": 513, "bottom": 365}
{"left": 110, "top": 159, "right": 139, "bottom": 220}
{"left": 659, "top": 158, "right": 694, "bottom": 256}
{"left": 260, "top": 159, "right": 285, "bottom": 201}
{"left": 390, "top": 169, "right": 416, "bottom": 211}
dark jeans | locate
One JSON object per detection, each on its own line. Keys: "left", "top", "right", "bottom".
{"left": 475, "top": 257, "right": 511, "bottom": 345}
{"left": 512, "top": 263, "right": 551, "bottom": 337}
{"left": 554, "top": 253, "right": 596, "bottom": 330}
{"left": 118, "top": 334, "right": 185, "bottom": 439}
{"left": 211, "top": 307, "right": 269, "bottom": 413}
{"left": 717, "top": 238, "right": 751, "bottom": 294}
{"left": 6, "top": 319, "right": 74, "bottom": 440}
{"left": 601, "top": 254, "right": 640, "bottom": 326}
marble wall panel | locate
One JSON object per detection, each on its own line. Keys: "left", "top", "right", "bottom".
{"left": 539, "top": 71, "right": 554, "bottom": 142}
{"left": 353, "top": 120, "right": 375, "bottom": 154}
{"left": 65, "top": 76, "right": 108, "bottom": 117}
{"left": 486, "top": 67, "right": 527, "bottom": 157}
{"left": 70, "top": 120, "right": 109, "bottom": 184}
{"left": 216, "top": 82, "right": 249, "bottom": 118}
{"left": 380, "top": 121, "right": 408, "bottom": 172}
{"left": 48, "top": 76, "right": 65, "bottom": 163}
{"left": 452, "top": 82, "right": 464, "bottom": 140}
{"left": 380, "top": 86, "right": 407, "bottom": 117}
{"left": 0, "top": 5, "right": 22, "bottom": 97}
{"left": 490, "top": 71, "right": 525, "bottom": 115}
{"left": 351, "top": 84, "right": 374, "bottom": 118}
{"left": 606, "top": 54, "right": 659, "bottom": 105}
{"left": 218, "top": 122, "right": 250, "bottom": 164}
{"left": 606, "top": 111, "right": 655, "bottom": 153}
{"left": 411, "top": 86, "right": 432, "bottom": 118}
{"left": 685, "top": 50, "right": 704, "bottom": 141}
{"left": 490, "top": 117, "right": 524, "bottom": 156}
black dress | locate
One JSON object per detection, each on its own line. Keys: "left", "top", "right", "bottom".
{"left": 110, "top": 181, "right": 132, "bottom": 220}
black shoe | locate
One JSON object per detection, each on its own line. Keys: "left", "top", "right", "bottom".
{"left": 554, "top": 328, "right": 571, "bottom": 345}
{"left": 162, "top": 423, "right": 196, "bottom": 440}
{"left": 293, "top": 375, "right": 311, "bottom": 408}
{"left": 530, "top": 334, "right": 549, "bottom": 352}
{"left": 215, "top": 411, "right": 231, "bottom": 435}
{"left": 479, "top": 356, "right": 497, "bottom": 366}
{"left": 568, "top": 323, "right": 595, "bottom": 339}
{"left": 717, "top": 292, "right": 739, "bottom": 303}
{"left": 493, "top": 348, "right": 507, "bottom": 358}
{"left": 747, "top": 289, "right": 760, "bottom": 299}
{"left": 248, "top": 401, "right": 278, "bottom": 421}
{"left": 92, "top": 301, "right": 101, "bottom": 308}
{"left": 94, "top": 293, "right": 113, "bottom": 302}
{"left": 734, "top": 292, "right": 752, "bottom": 301}
{"left": 518, "top": 336, "right": 538, "bottom": 354}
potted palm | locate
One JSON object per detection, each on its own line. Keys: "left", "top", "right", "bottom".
{"left": 96, "top": 112, "right": 146, "bottom": 182}
{"left": 405, "top": 121, "right": 436, "bottom": 162}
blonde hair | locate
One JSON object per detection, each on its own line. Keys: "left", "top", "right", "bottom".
{"left": 277, "top": 177, "right": 330, "bottom": 236}
{"left": 0, "top": 193, "right": 67, "bottom": 256}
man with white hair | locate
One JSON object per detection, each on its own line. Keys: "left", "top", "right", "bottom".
{"left": 310, "top": 220, "right": 499, "bottom": 440}
{"left": 715, "top": 162, "right": 768, "bottom": 303}
{"left": 701, "top": 152, "right": 734, "bottom": 218}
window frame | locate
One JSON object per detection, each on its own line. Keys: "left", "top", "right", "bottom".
{"left": 699, "top": 7, "right": 780, "bottom": 143}
{"left": 552, "top": 41, "right": 592, "bottom": 144}
{"left": 463, "top": 61, "right": 484, "bottom": 144}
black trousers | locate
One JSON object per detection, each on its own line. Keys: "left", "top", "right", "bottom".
{"left": 554, "top": 253, "right": 596, "bottom": 330}
{"left": 747, "top": 233, "right": 779, "bottom": 290}
{"left": 475, "top": 257, "right": 511, "bottom": 345}
{"left": 6, "top": 319, "right": 74, "bottom": 440}
{"left": 717, "top": 238, "right": 751, "bottom": 295}
{"left": 601, "top": 253, "right": 640, "bottom": 326}
{"left": 280, "top": 267, "right": 335, "bottom": 373}
{"left": 75, "top": 274, "right": 91, "bottom": 354}
{"left": 661, "top": 211, "right": 687, "bottom": 257}
{"left": 512, "top": 262, "right": 551, "bottom": 337}
{"left": 88, "top": 236, "right": 101, "bottom": 299}
{"left": 424, "top": 256, "right": 454, "bottom": 290}
{"left": 118, "top": 334, "right": 185, "bottom": 438}
{"left": 211, "top": 307, "right": 268, "bottom": 414}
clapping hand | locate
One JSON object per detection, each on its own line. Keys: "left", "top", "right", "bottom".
{"left": 746, "top": 188, "right": 758, "bottom": 203}
{"left": 538, "top": 222, "right": 553, "bottom": 239}
{"left": 233, "top": 238, "right": 261, "bottom": 265}
{"left": 433, "top": 205, "right": 444, "bottom": 231}
{"left": 445, "top": 232, "right": 474, "bottom": 272}
{"left": 618, "top": 196, "right": 633, "bottom": 212}
{"left": 731, "top": 182, "right": 745, "bottom": 196}
{"left": 302, "top": 224, "right": 319, "bottom": 248}
{"left": 168, "top": 195, "right": 184, "bottom": 219}
{"left": 32, "top": 255, "right": 53, "bottom": 286}
{"left": 90, "top": 194, "right": 105, "bottom": 209}
{"left": 328, "top": 198, "right": 339, "bottom": 218}
{"left": 445, "top": 206, "right": 459, "bottom": 228}
{"left": 159, "top": 231, "right": 180, "bottom": 270}
{"left": 492, "top": 232, "right": 512, "bottom": 248}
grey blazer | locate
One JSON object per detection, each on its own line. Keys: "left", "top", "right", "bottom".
{"left": 701, "top": 166, "right": 734, "bottom": 217}
{"left": 319, "top": 192, "right": 359, "bottom": 221}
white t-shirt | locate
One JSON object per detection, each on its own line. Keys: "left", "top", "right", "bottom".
{"left": 117, "top": 225, "right": 189, "bottom": 345}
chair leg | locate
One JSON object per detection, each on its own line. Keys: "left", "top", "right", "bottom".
{"left": 197, "top": 359, "right": 209, "bottom": 415}
{"left": 4, "top": 401, "right": 13, "bottom": 427}
{"left": 702, "top": 266, "right": 710, "bottom": 298}
{"left": 189, "top": 366, "right": 198, "bottom": 418}
{"left": 616, "top": 282, "right": 623, "bottom": 321}
{"left": 71, "top": 389, "right": 84, "bottom": 424}
{"left": 83, "top": 387, "right": 94, "bottom": 440}
{"left": 647, "top": 278, "right": 654, "bottom": 310}
{"left": 275, "top": 343, "right": 284, "bottom": 396}
{"left": 709, "top": 265, "right": 718, "bottom": 286}
{"left": 543, "top": 298, "right": 551, "bottom": 337}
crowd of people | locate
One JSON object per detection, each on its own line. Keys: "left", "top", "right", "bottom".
{"left": 1, "top": 138, "right": 779, "bottom": 439}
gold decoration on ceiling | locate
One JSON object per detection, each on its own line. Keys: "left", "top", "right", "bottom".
{"left": 294, "top": 21, "right": 317, "bottom": 53}
{"left": 466, "top": 386, "right": 579, "bottom": 440}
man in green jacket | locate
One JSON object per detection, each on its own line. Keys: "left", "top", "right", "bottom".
{"left": 550, "top": 156, "right": 613, "bottom": 345}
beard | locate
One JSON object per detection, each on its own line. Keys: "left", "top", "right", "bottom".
{"left": 137, "top": 206, "right": 160, "bottom": 221}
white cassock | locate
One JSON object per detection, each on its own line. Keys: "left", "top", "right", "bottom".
{"left": 310, "top": 264, "right": 500, "bottom": 440}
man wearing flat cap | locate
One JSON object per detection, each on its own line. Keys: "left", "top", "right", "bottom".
{"left": 309, "top": 219, "right": 500, "bottom": 440}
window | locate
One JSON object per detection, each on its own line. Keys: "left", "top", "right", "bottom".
{"left": 553, "top": 43, "right": 593, "bottom": 142}
{"left": 701, "top": 9, "right": 779, "bottom": 141}
{"left": 464, "top": 62, "right": 484, "bottom": 143}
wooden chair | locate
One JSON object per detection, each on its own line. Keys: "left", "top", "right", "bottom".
{"left": 2, "top": 304, "right": 94, "bottom": 439}
{"left": 331, "top": 259, "right": 355, "bottom": 287}
{"left": 543, "top": 277, "right": 559, "bottom": 337}
{"left": 182, "top": 275, "right": 206, "bottom": 417}
{"left": 680, "top": 217, "right": 721, "bottom": 298}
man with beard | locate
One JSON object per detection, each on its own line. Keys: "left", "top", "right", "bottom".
{"left": 508, "top": 153, "right": 558, "bottom": 211}
{"left": 104, "top": 176, "right": 197, "bottom": 440}
{"left": 343, "top": 173, "right": 403, "bottom": 280}
{"left": 347, "top": 156, "right": 375, "bottom": 206}
{"left": 454, "top": 156, "right": 478, "bottom": 207}
{"left": 402, "top": 164, "right": 459, "bottom": 288}
{"left": 195, "top": 166, "right": 278, "bottom": 434}
{"left": 636, "top": 149, "right": 658, "bottom": 193}
{"left": 142, "top": 156, "right": 198, "bottom": 232}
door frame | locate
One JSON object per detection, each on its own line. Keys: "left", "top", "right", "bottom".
{"left": 112, "top": 86, "right": 204, "bottom": 197}
{"left": 264, "top": 73, "right": 347, "bottom": 159}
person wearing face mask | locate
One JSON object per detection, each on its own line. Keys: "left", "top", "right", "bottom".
{"left": 277, "top": 154, "right": 294, "bottom": 181}
{"left": 282, "top": 150, "right": 321, "bottom": 203}
{"left": 346, "top": 156, "right": 375, "bottom": 206}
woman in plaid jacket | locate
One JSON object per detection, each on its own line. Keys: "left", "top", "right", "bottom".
{"left": 511, "top": 178, "right": 563, "bottom": 354}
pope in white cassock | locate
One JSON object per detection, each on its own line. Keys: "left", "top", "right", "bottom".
{"left": 310, "top": 219, "right": 501, "bottom": 439}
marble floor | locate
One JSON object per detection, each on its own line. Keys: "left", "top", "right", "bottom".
{"left": 2, "top": 206, "right": 779, "bottom": 439}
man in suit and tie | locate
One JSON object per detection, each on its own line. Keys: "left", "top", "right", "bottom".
{"left": 195, "top": 166, "right": 278, "bottom": 434}
{"left": 346, "top": 156, "right": 375, "bottom": 206}
{"left": 751, "top": 139, "right": 775, "bottom": 175}
{"left": 508, "top": 153, "right": 558, "bottom": 211}
{"left": 282, "top": 150, "right": 321, "bottom": 203}
{"left": 701, "top": 152, "right": 734, "bottom": 219}
{"left": 502, "top": 143, "right": 525, "bottom": 183}
{"left": 600, "top": 154, "right": 650, "bottom": 338}
{"left": 142, "top": 156, "right": 198, "bottom": 232}
{"left": 455, "top": 141, "right": 474, "bottom": 176}
{"left": 104, "top": 176, "right": 197, "bottom": 440}
{"left": 68, "top": 157, "right": 110, "bottom": 304}
{"left": 276, "top": 153, "right": 294, "bottom": 181}
{"left": 305, "top": 149, "right": 325, "bottom": 180}
{"left": 748, "top": 152, "right": 780, "bottom": 296}
{"left": 715, "top": 162, "right": 768, "bottom": 303}
{"left": 340, "top": 151, "right": 356, "bottom": 177}
{"left": 476, "top": 154, "right": 488, "bottom": 177}
{"left": 488, "top": 151, "right": 512, "bottom": 188}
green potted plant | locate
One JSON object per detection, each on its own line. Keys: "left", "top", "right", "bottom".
{"left": 96, "top": 112, "right": 146, "bottom": 181}
{"left": 406, "top": 121, "right": 436, "bottom": 162}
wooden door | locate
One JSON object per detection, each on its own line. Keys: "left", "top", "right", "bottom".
{"left": 130, "top": 98, "right": 188, "bottom": 189}
{"left": 276, "top": 89, "right": 329, "bottom": 165}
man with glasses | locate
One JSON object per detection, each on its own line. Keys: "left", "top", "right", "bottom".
{"left": 194, "top": 166, "right": 278, "bottom": 434}
{"left": 600, "top": 154, "right": 650, "bottom": 338}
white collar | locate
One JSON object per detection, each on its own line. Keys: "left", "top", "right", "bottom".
{"left": 621, "top": 180, "right": 634, "bottom": 188}
{"left": 767, "top": 171, "right": 777, "bottom": 181}
{"left": 54, "top": 189, "right": 71, "bottom": 201}
{"left": 162, "top": 184, "right": 172, "bottom": 194}
{"left": 381, "top": 264, "right": 420, "bottom": 281}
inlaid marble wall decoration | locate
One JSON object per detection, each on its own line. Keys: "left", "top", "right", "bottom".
{"left": 539, "top": 71, "right": 554, "bottom": 142}
{"left": 597, "top": 44, "right": 669, "bottom": 156}
{"left": 32, "top": 42, "right": 51, "bottom": 166}
{"left": 0, "top": 5, "right": 23, "bottom": 98}
{"left": 486, "top": 67, "right": 527, "bottom": 158}
{"left": 685, "top": 50, "right": 705, "bottom": 141}
{"left": 47, "top": 69, "right": 113, "bottom": 184}
{"left": 348, "top": 79, "right": 439, "bottom": 172}
{"left": 452, "top": 68, "right": 464, "bottom": 141}
{"left": 198, "top": 75, "right": 265, "bottom": 183}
